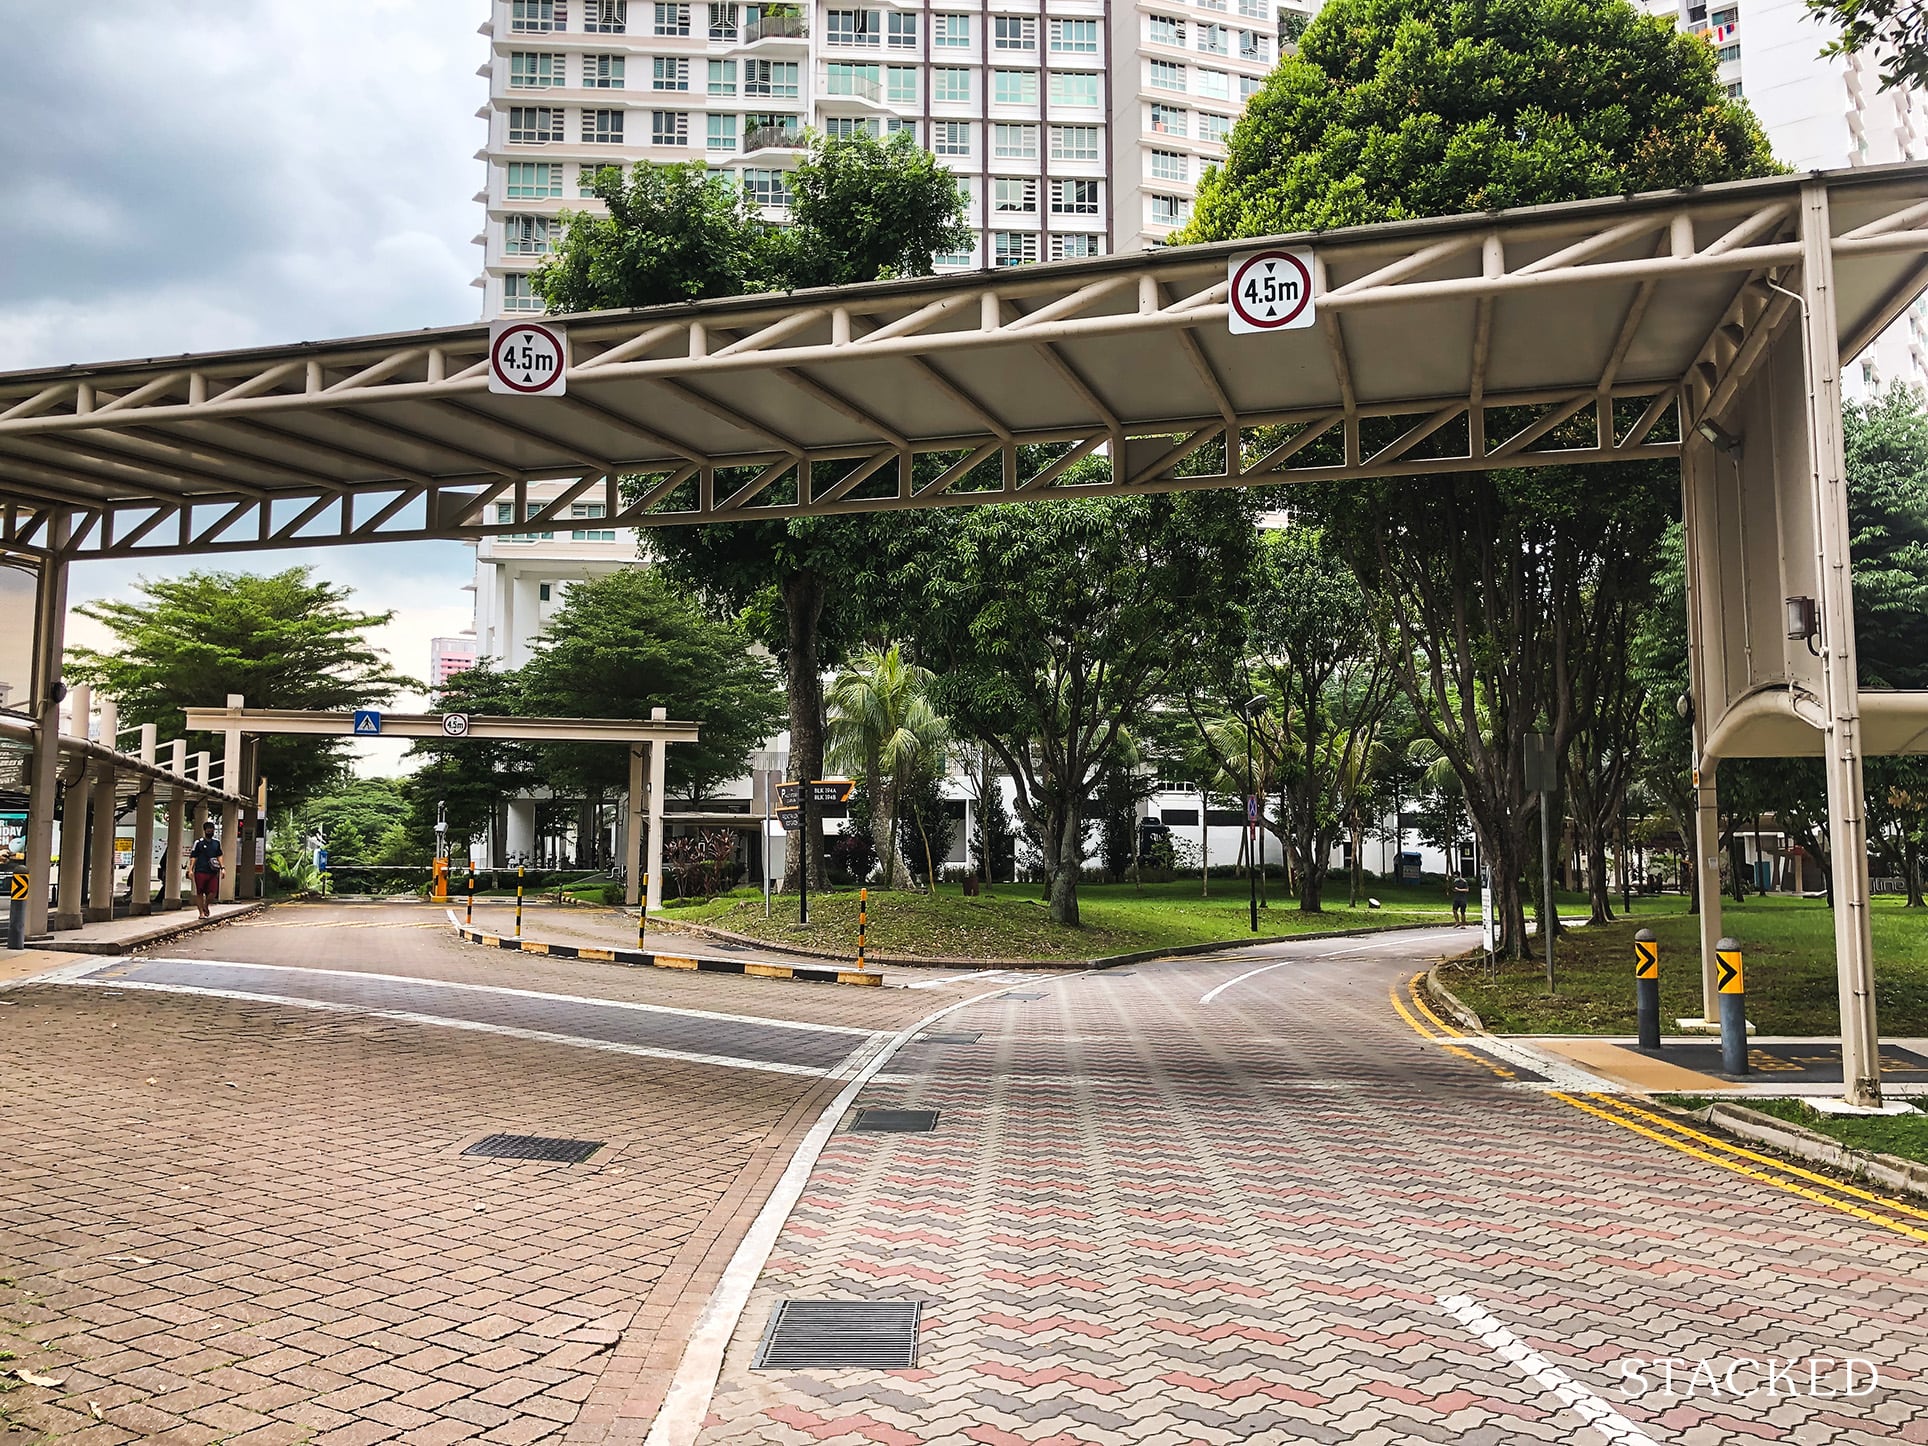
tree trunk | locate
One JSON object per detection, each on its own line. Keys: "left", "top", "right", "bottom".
{"left": 1048, "top": 803, "right": 1082, "bottom": 926}
{"left": 1586, "top": 824, "right": 1613, "bottom": 926}
{"left": 782, "top": 570, "right": 829, "bottom": 891}
{"left": 1908, "top": 836, "right": 1924, "bottom": 908}
{"left": 864, "top": 753, "right": 891, "bottom": 887}
{"left": 1299, "top": 858, "right": 1325, "bottom": 912}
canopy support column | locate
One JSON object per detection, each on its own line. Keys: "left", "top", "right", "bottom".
{"left": 1802, "top": 182, "right": 1883, "bottom": 1107}
{"left": 624, "top": 745, "right": 644, "bottom": 909}
{"left": 162, "top": 739, "right": 185, "bottom": 912}
{"left": 23, "top": 535, "right": 68, "bottom": 941}
{"left": 130, "top": 723, "right": 157, "bottom": 916}
{"left": 83, "top": 697, "right": 119, "bottom": 923}
{"left": 218, "top": 694, "right": 242, "bottom": 903}
{"left": 1694, "top": 768, "right": 1724, "bottom": 1024}
{"left": 645, "top": 707, "right": 667, "bottom": 915}
{"left": 54, "top": 683, "right": 89, "bottom": 933}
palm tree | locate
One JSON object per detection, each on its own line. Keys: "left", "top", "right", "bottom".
{"left": 827, "top": 644, "right": 946, "bottom": 888}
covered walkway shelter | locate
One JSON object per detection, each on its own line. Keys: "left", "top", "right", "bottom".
{"left": 4, "top": 163, "right": 1928, "bottom": 1101}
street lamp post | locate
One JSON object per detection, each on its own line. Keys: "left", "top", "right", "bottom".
{"left": 1239, "top": 695, "right": 1267, "bottom": 933}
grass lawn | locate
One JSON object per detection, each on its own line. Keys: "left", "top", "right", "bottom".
{"left": 1442, "top": 893, "right": 1928, "bottom": 1037}
{"left": 1658, "top": 1093, "right": 1928, "bottom": 1167}
{"left": 654, "top": 877, "right": 1465, "bottom": 963}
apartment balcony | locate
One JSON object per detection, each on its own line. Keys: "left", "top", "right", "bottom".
{"left": 741, "top": 15, "right": 809, "bottom": 45}
{"left": 819, "top": 72, "right": 894, "bottom": 109}
{"left": 742, "top": 123, "right": 807, "bottom": 156}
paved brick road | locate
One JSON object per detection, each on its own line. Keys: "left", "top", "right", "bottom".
{"left": 695, "top": 929, "right": 1928, "bottom": 1446}
{"left": 0, "top": 903, "right": 939, "bottom": 1445}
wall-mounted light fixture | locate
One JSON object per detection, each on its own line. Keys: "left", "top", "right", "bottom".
{"left": 1696, "top": 420, "right": 1742, "bottom": 454}
{"left": 1786, "top": 594, "right": 1820, "bottom": 654}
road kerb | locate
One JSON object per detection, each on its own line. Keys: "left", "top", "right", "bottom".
{"left": 446, "top": 915, "right": 884, "bottom": 988}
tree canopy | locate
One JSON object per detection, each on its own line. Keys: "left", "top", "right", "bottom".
{"left": 1179, "top": 0, "right": 1778, "bottom": 242}
{"left": 1807, "top": 0, "right": 1928, "bottom": 92}
{"left": 67, "top": 567, "right": 405, "bottom": 809}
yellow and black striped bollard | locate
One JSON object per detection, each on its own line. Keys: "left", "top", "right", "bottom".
{"left": 516, "top": 863, "right": 525, "bottom": 940}
{"left": 1633, "top": 928, "right": 1660, "bottom": 1051}
{"left": 466, "top": 866, "right": 475, "bottom": 926}
{"left": 856, "top": 887, "right": 868, "bottom": 969}
{"left": 639, "top": 873, "right": 648, "bottom": 953}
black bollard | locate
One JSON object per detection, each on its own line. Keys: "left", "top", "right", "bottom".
{"left": 1634, "top": 928, "right": 1660, "bottom": 1051}
{"left": 1716, "top": 936, "right": 1749, "bottom": 1076}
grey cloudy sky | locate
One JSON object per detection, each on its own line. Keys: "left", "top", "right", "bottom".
{"left": 6, "top": 2, "right": 491, "bottom": 770}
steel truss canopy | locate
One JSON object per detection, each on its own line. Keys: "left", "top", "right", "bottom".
{"left": 3, "top": 163, "right": 1928, "bottom": 560}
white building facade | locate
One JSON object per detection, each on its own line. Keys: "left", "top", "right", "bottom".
{"left": 477, "top": 0, "right": 1280, "bottom": 313}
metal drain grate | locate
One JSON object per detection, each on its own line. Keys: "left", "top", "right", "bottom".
{"left": 849, "top": 1108, "right": 939, "bottom": 1133}
{"left": 917, "top": 1032, "right": 981, "bottom": 1045}
{"left": 754, "top": 1300, "right": 921, "bottom": 1369}
{"left": 462, "top": 1134, "right": 604, "bottom": 1163}
{"left": 1003, "top": 991, "right": 1047, "bottom": 1000}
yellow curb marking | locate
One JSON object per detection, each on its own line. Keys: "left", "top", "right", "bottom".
{"left": 655, "top": 955, "right": 700, "bottom": 970}
{"left": 745, "top": 962, "right": 794, "bottom": 979}
{"left": 838, "top": 971, "right": 883, "bottom": 987}
{"left": 1392, "top": 973, "right": 1513, "bottom": 1079}
{"left": 579, "top": 948, "right": 615, "bottom": 961}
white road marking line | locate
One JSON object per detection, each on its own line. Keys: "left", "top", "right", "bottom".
{"left": 902, "top": 969, "right": 1020, "bottom": 990}
{"left": 62, "top": 978, "right": 835, "bottom": 1079}
{"left": 1438, "top": 1294, "right": 1658, "bottom": 1445}
{"left": 127, "top": 957, "right": 882, "bottom": 1037}
{"left": 643, "top": 972, "right": 1090, "bottom": 1446}
{"left": 1197, "top": 930, "right": 1460, "bottom": 1004}
{"left": 0, "top": 956, "right": 115, "bottom": 989}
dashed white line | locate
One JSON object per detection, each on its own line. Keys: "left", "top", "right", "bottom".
{"left": 1438, "top": 1293, "right": 1658, "bottom": 1444}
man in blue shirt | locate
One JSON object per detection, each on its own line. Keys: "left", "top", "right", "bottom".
{"left": 189, "top": 821, "right": 223, "bottom": 919}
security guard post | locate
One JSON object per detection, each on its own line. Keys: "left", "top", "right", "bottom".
{"left": 1716, "top": 936, "right": 1748, "bottom": 1075}
{"left": 1633, "top": 929, "right": 1661, "bottom": 1051}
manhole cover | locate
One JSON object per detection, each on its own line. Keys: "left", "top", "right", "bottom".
{"left": 849, "top": 1108, "right": 939, "bottom": 1133}
{"left": 917, "top": 1032, "right": 981, "bottom": 1045}
{"left": 754, "top": 1300, "right": 921, "bottom": 1369}
{"left": 462, "top": 1134, "right": 604, "bottom": 1163}
{"left": 1003, "top": 991, "right": 1047, "bottom": 1000}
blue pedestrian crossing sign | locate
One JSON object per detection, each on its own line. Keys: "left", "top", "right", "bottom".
{"left": 353, "top": 710, "right": 382, "bottom": 736}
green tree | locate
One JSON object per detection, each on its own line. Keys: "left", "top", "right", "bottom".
{"left": 827, "top": 643, "right": 946, "bottom": 887}
{"left": 294, "top": 777, "right": 415, "bottom": 863}
{"left": 1179, "top": 0, "right": 1776, "bottom": 242}
{"left": 1807, "top": 0, "right": 1928, "bottom": 91}
{"left": 516, "top": 569, "right": 786, "bottom": 804}
{"left": 778, "top": 130, "right": 972, "bottom": 287}
{"left": 898, "top": 489, "right": 1257, "bottom": 926}
{"left": 67, "top": 567, "right": 405, "bottom": 809}
{"left": 532, "top": 162, "right": 776, "bottom": 310}
{"left": 1843, "top": 388, "right": 1928, "bottom": 690}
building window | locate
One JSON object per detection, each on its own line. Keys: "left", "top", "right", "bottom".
{"left": 1726, "top": 79, "right": 1745, "bottom": 98}
{"left": 1197, "top": 69, "right": 1230, "bottom": 99}
{"left": 827, "top": 9, "right": 881, "bottom": 45}
{"left": 825, "top": 116, "right": 879, "bottom": 138}
{"left": 511, "top": 0, "right": 560, "bottom": 33}
{"left": 584, "top": 108, "right": 625, "bottom": 142}
{"left": 1238, "top": 74, "right": 1261, "bottom": 99}
{"left": 654, "top": 3, "right": 690, "bottom": 35}
{"left": 708, "top": 3, "right": 738, "bottom": 39}
{"left": 569, "top": 503, "right": 617, "bottom": 541}
{"left": 509, "top": 106, "right": 564, "bottom": 144}
{"left": 708, "top": 59, "right": 736, "bottom": 93}
{"left": 1049, "top": 71, "right": 1099, "bottom": 107}
{"left": 1049, "top": 18, "right": 1098, "bottom": 52}
{"left": 934, "top": 119, "right": 972, "bottom": 155}
{"left": 934, "top": 245, "right": 974, "bottom": 267}
{"left": 993, "top": 69, "right": 1037, "bottom": 105}
{"left": 510, "top": 51, "right": 566, "bottom": 88}
{"left": 887, "top": 11, "right": 917, "bottom": 48}
{"left": 993, "top": 15, "right": 1036, "bottom": 49}
{"left": 579, "top": 160, "right": 613, "bottom": 194}
{"left": 652, "top": 110, "right": 689, "bottom": 145}
{"left": 993, "top": 177, "right": 1038, "bottom": 213}
{"left": 584, "top": 0, "right": 628, "bottom": 31}
{"left": 1149, "top": 15, "right": 1184, "bottom": 47}
{"left": 707, "top": 112, "right": 738, "bottom": 150}
{"left": 933, "top": 13, "right": 971, "bottom": 47}
{"left": 1149, "top": 59, "right": 1185, "bottom": 91}
{"left": 494, "top": 502, "right": 555, "bottom": 538}
{"left": 1149, "top": 149, "right": 1187, "bottom": 182}
{"left": 1149, "top": 103, "right": 1187, "bottom": 136}
{"left": 992, "top": 231, "right": 1039, "bottom": 267}
{"left": 504, "top": 214, "right": 557, "bottom": 254}
{"left": 1198, "top": 111, "right": 1230, "bottom": 144}
{"left": 502, "top": 274, "right": 544, "bottom": 312}
{"left": 1049, "top": 124, "right": 1098, "bottom": 160}
{"left": 934, "top": 67, "right": 973, "bottom": 103}
{"left": 586, "top": 54, "right": 626, "bottom": 87}
{"left": 744, "top": 59, "right": 799, "bottom": 97}
{"left": 506, "top": 161, "right": 564, "bottom": 199}
{"left": 1052, "top": 178, "right": 1098, "bottom": 214}
{"left": 1198, "top": 0, "right": 1226, "bottom": 10}
{"left": 993, "top": 123, "right": 1038, "bottom": 159}
{"left": 887, "top": 66, "right": 919, "bottom": 102}
{"left": 1238, "top": 29, "right": 1266, "bottom": 62}
{"left": 886, "top": 116, "right": 915, "bottom": 141}
{"left": 826, "top": 62, "right": 881, "bottom": 98}
{"left": 1197, "top": 23, "right": 1228, "bottom": 54}
{"left": 1716, "top": 42, "right": 1741, "bottom": 62}
{"left": 1149, "top": 193, "right": 1191, "bottom": 226}
{"left": 654, "top": 57, "right": 690, "bottom": 90}
{"left": 1237, "top": 0, "right": 1266, "bottom": 15}
{"left": 1051, "top": 233, "right": 1102, "bottom": 260}
{"left": 740, "top": 167, "right": 791, "bottom": 208}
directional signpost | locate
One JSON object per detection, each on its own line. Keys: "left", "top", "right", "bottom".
{"left": 488, "top": 319, "right": 568, "bottom": 397}
{"left": 1227, "top": 247, "right": 1316, "bottom": 335}
{"left": 772, "top": 780, "right": 855, "bottom": 926}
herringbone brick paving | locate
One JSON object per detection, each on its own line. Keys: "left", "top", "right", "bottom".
{"left": 698, "top": 942, "right": 1928, "bottom": 1445}
{"left": 0, "top": 904, "right": 938, "bottom": 1444}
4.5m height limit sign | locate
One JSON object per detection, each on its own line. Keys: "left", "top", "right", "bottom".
{"left": 1227, "top": 248, "right": 1316, "bottom": 334}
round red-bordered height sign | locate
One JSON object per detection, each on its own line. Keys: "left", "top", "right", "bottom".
{"left": 1227, "top": 249, "right": 1316, "bottom": 334}
{"left": 489, "top": 321, "right": 569, "bottom": 395}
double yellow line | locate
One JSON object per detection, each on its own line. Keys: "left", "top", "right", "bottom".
{"left": 1393, "top": 969, "right": 1928, "bottom": 1246}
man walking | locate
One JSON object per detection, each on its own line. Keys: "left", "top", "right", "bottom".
{"left": 189, "top": 820, "right": 223, "bottom": 919}
{"left": 1449, "top": 870, "right": 1471, "bottom": 926}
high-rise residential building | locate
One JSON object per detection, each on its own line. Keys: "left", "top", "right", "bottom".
{"left": 476, "top": 0, "right": 1279, "bottom": 312}
{"left": 429, "top": 636, "right": 479, "bottom": 686}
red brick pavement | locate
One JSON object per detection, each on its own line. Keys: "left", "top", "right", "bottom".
{"left": 0, "top": 905, "right": 940, "bottom": 1444}
{"left": 694, "top": 939, "right": 1928, "bottom": 1445}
